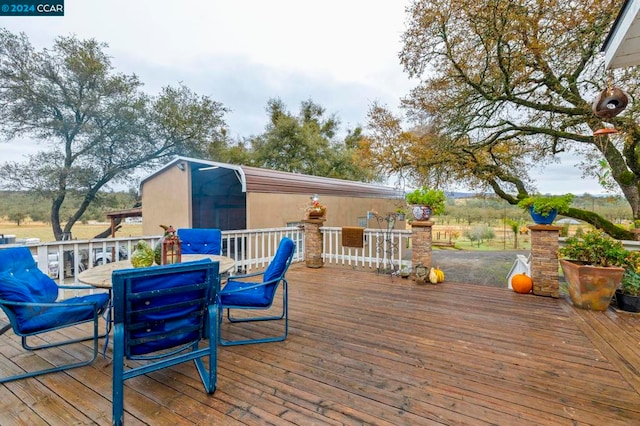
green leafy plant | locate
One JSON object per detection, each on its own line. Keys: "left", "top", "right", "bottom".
{"left": 395, "top": 206, "right": 408, "bottom": 214}
{"left": 558, "top": 229, "right": 627, "bottom": 267}
{"left": 517, "top": 194, "right": 574, "bottom": 217}
{"left": 621, "top": 251, "right": 640, "bottom": 296}
{"left": 620, "top": 270, "right": 640, "bottom": 296}
{"left": 561, "top": 230, "right": 640, "bottom": 295}
{"left": 405, "top": 188, "right": 446, "bottom": 215}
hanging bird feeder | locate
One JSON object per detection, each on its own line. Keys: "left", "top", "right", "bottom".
{"left": 592, "top": 86, "right": 628, "bottom": 118}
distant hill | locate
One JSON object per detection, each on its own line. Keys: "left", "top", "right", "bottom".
{"left": 445, "top": 191, "right": 491, "bottom": 199}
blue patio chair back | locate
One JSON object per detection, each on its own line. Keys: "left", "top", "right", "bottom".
{"left": 178, "top": 228, "right": 222, "bottom": 255}
{"left": 218, "top": 237, "right": 295, "bottom": 346}
{"left": 0, "top": 246, "right": 109, "bottom": 383}
{"left": 111, "top": 259, "right": 219, "bottom": 426}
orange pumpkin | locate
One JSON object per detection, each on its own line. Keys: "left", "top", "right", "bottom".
{"left": 511, "top": 273, "right": 533, "bottom": 294}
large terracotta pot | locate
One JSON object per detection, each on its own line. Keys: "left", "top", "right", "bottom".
{"left": 559, "top": 259, "right": 624, "bottom": 311}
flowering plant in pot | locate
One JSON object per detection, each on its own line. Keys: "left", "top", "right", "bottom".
{"left": 305, "top": 198, "right": 327, "bottom": 219}
{"left": 558, "top": 229, "right": 626, "bottom": 310}
{"left": 517, "top": 193, "right": 574, "bottom": 224}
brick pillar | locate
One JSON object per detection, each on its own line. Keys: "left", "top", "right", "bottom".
{"left": 529, "top": 225, "right": 561, "bottom": 298}
{"left": 411, "top": 221, "right": 433, "bottom": 282}
{"left": 304, "top": 218, "right": 325, "bottom": 268}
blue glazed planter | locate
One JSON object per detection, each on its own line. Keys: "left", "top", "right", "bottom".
{"left": 529, "top": 206, "right": 558, "bottom": 224}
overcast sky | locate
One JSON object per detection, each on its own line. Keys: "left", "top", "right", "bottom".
{"left": 0, "top": 0, "right": 606, "bottom": 195}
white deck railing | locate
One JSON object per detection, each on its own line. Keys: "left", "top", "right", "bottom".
{"left": 16, "top": 227, "right": 304, "bottom": 286}
{"left": 7, "top": 225, "right": 415, "bottom": 286}
{"left": 18, "top": 229, "right": 640, "bottom": 286}
{"left": 221, "top": 227, "right": 305, "bottom": 273}
{"left": 321, "top": 226, "right": 412, "bottom": 273}
{"left": 16, "top": 227, "right": 640, "bottom": 294}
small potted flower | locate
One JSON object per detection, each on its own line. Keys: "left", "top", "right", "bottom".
{"left": 395, "top": 207, "right": 408, "bottom": 221}
{"left": 517, "top": 193, "right": 574, "bottom": 224}
{"left": 306, "top": 195, "right": 327, "bottom": 219}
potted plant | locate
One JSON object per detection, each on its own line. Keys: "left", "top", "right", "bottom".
{"left": 517, "top": 193, "right": 574, "bottom": 224}
{"left": 399, "top": 262, "right": 411, "bottom": 278}
{"left": 558, "top": 229, "right": 626, "bottom": 310}
{"left": 395, "top": 207, "right": 407, "bottom": 221}
{"left": 405, "top": 188, "right": 446, "bottom": 221}
{"left": 305, "top": 196, "right": 327, "bottom": 219}
{"left": 616, "top": 251, "right": 640, "bottom": 312}
{"left": 616, "top": 271, "right": 640, "bottom": 312}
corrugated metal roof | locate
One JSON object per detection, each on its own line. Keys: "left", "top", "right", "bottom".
{"left": 105, "top": 207, "right": 143, "bottom": 219}
{"left": 141, "top": 157, "right": 402, "bottom": 199}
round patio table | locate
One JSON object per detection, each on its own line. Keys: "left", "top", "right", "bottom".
{"left": 77, "top": 254, "right": 236, "bottom": 288}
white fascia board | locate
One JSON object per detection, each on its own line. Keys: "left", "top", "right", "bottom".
{"left": 605, "top": 0, "right": 640, "bottom": 69}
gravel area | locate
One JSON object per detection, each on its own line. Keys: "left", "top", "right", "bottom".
{"left": 430, "top": 249, "right": 531, "bottom": 287}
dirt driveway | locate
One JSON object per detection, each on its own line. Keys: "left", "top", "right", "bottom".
{"left": 431, "top": 249, "right": 531, "bottom": 287}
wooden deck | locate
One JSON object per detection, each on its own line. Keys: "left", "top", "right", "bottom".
{"left": 1, "top": 264, "right": 639, "bottom": 425}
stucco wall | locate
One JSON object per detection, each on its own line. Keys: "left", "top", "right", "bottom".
{"left": 141, "top": 163, "right": 192, "bottom": 235}
{"left": 246, "top": 192, "right": 403, "bottom": 228}
{"left": 140, "top": 160, "right": 404, "bottom": 232}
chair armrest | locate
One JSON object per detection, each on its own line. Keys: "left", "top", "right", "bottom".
{"left": 228, "top": 270, "right": 265, "bottom": 280}
{"left": 219, "top": 276, "right": 282, "bottom": 295}
{"left": 58, "top": 284, "right": 98, "bottom": 291}
{"left": 0, "top": 298, "right": 102, "bottom": 309}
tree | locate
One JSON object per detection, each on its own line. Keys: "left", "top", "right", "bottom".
{"left": 360, "top": 0, "right": 640, "bottom": 239}
{"left": 0, "top": 30, "right": 228, "bottom": 240}
{"left": 8, "top": 210, "right": 26, "bottom": 226}
{"left": 504, "top": 218, "right": 523, "bottom": 249}
{"left": 241, "top": 98, "right": 380, "bottom": 182}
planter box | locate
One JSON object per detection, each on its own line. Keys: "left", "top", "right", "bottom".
{"left": 615, "top": 289, "right": 640, "bottom": 313}
{"left": 559, "top": 259, "right": 624, "bottom": 311}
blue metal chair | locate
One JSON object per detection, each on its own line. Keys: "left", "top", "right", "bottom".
{"left": 0, "top": 246, "right": 110, "bottom": 383}
{"left": 178, "top": 228, "right": 222, "bottom": 255}
{"left": 111, "top": 259, "right": 219, "bottom": 426}
{"left": 218, "top": 237, "right": 295, "bottom": 346}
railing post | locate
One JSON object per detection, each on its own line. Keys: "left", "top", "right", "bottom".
{"left": 411, "top": 220, "right": 433, "bottom": 281}
{"left": 529, "top": 225, "right": 561, "bottom": 298}
{"left": 304, "top": 218, "right": 325, "bottom": 268}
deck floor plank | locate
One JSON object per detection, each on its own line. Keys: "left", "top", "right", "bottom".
{"left": 0, "top": 383, "right": 49, "bottom": 425}
{"left": 1, "top": 264, "right": 639, "bottom": 425}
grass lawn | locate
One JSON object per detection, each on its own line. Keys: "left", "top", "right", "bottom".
{"left": 432, "top": 224, "right": 532, "bottom": 251}
{"left": 2, "top": 220, "right": 533, "bottom": 251}
{"left": 0, "top": 221, "right": 144, "bottom": 242}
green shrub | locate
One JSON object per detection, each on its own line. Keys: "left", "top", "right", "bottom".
{"left": 405, "top": 188, "right": 446, "bottom": 215}
{"left": 517, "top": 194, "right": 574, "bottom": 217}
{"left": 559, "top": 229, "right": 627, "bottom": 267}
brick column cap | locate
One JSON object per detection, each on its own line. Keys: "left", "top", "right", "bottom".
{"left": 303, "top": 218, "right": 326, "bottom": 224}
{"left": 528, "top": 224, "right": 562, "bottom": 231}
{"left": 410, "top": 220, "right": 434, "bottom": 228}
